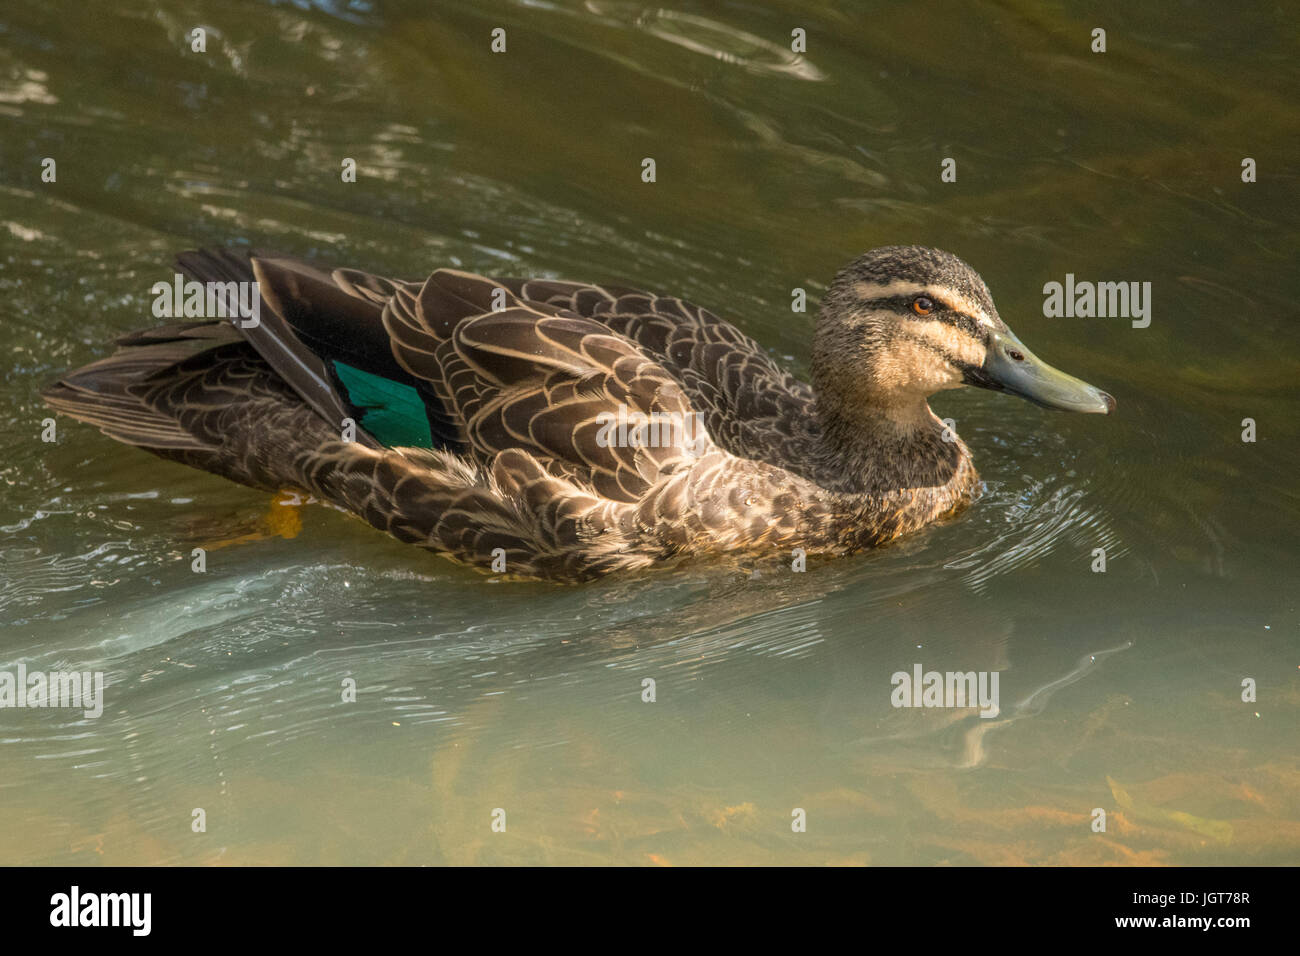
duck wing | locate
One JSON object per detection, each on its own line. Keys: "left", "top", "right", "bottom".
{"left": 382, "top": 268, "right": 712, "bottom": 503}
{"left": 44, "top": 251, "right": 824, "bottom": 578}
{"left": 173, "top": 252, "right": 811, "bottom": 471}
{"left": 188, "top": 250, "right": 463, "bottom": 452}
{"left": 181, "top": 253, "right": 710, "bottom": 503}
{"left": 494, "top": 278, "right": 820, "bottom": 466}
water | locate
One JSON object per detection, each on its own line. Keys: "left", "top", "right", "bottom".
{"left": 1, "top": 0, "right": 1296, "bottom": 864}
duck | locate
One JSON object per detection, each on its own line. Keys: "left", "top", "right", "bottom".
{"left": 44, "top": 245, "right": 1114, "bottom": 581}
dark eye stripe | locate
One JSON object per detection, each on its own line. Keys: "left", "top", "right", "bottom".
{"left": 862, "top": 294, "right": 936, "bottom": 314}
{"left": 945, "top": 314, "right": 983, "bottom": 337}
{"left": 861, "top": 295, "right": 984, "bottom": 337}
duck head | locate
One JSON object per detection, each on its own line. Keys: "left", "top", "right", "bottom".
{"left": 812, "top": 245, "right": 1115, "bottom": 427}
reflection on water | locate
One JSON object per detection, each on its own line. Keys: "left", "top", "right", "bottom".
{"left": 584, "top": 2, "right": 827, "bottom": 81}
{"left": 959, "top": 640, "right": 1135, "bottom": 769}
{"left": 0, "top": 0, "right": 1297, "bottom": 864}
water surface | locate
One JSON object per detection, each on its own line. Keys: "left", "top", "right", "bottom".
{"left": 1, "top": 0, "right": 1297, "bottom": 864}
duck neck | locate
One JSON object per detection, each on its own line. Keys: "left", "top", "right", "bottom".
{"left": 813, "top": 393, "right": 966, "bottom": 496}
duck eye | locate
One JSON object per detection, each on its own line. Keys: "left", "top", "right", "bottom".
{"left": 911, "top": 295, "right": 935, "bottom": 316}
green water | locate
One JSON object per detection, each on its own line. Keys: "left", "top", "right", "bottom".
{"left": 1, "top": 0, "right": 1297, "bottom": 864}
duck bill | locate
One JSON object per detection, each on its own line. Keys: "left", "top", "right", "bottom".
{"left": 968, "top": 329, "right": 1116, "bottom": 414}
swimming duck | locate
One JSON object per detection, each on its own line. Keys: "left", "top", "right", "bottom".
{"left": 44, "top": 245, "right": 1113, "bottom": 581}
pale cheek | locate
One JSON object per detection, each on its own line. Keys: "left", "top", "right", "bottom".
{"left": 938, "top": 366, "right": 966, "bottom": 390}
{"left": 892, "top": 345, "right": 964, "bottom": 393}
{"left": 953, "top": 339, "right": 987, "bottom": 368}
{"left": 924, "top": 356, "right": 965, "bottom": 391}
{"left": 910, "top": 325, "right": 985, "bottom": 368}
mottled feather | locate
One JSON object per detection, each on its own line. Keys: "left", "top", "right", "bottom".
{"left": 44, "top": 248, "right": 986, "bottom": 580}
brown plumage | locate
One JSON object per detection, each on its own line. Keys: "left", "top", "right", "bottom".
{"left": 44, "top": 245, "right": 1113, "bottom": 581}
